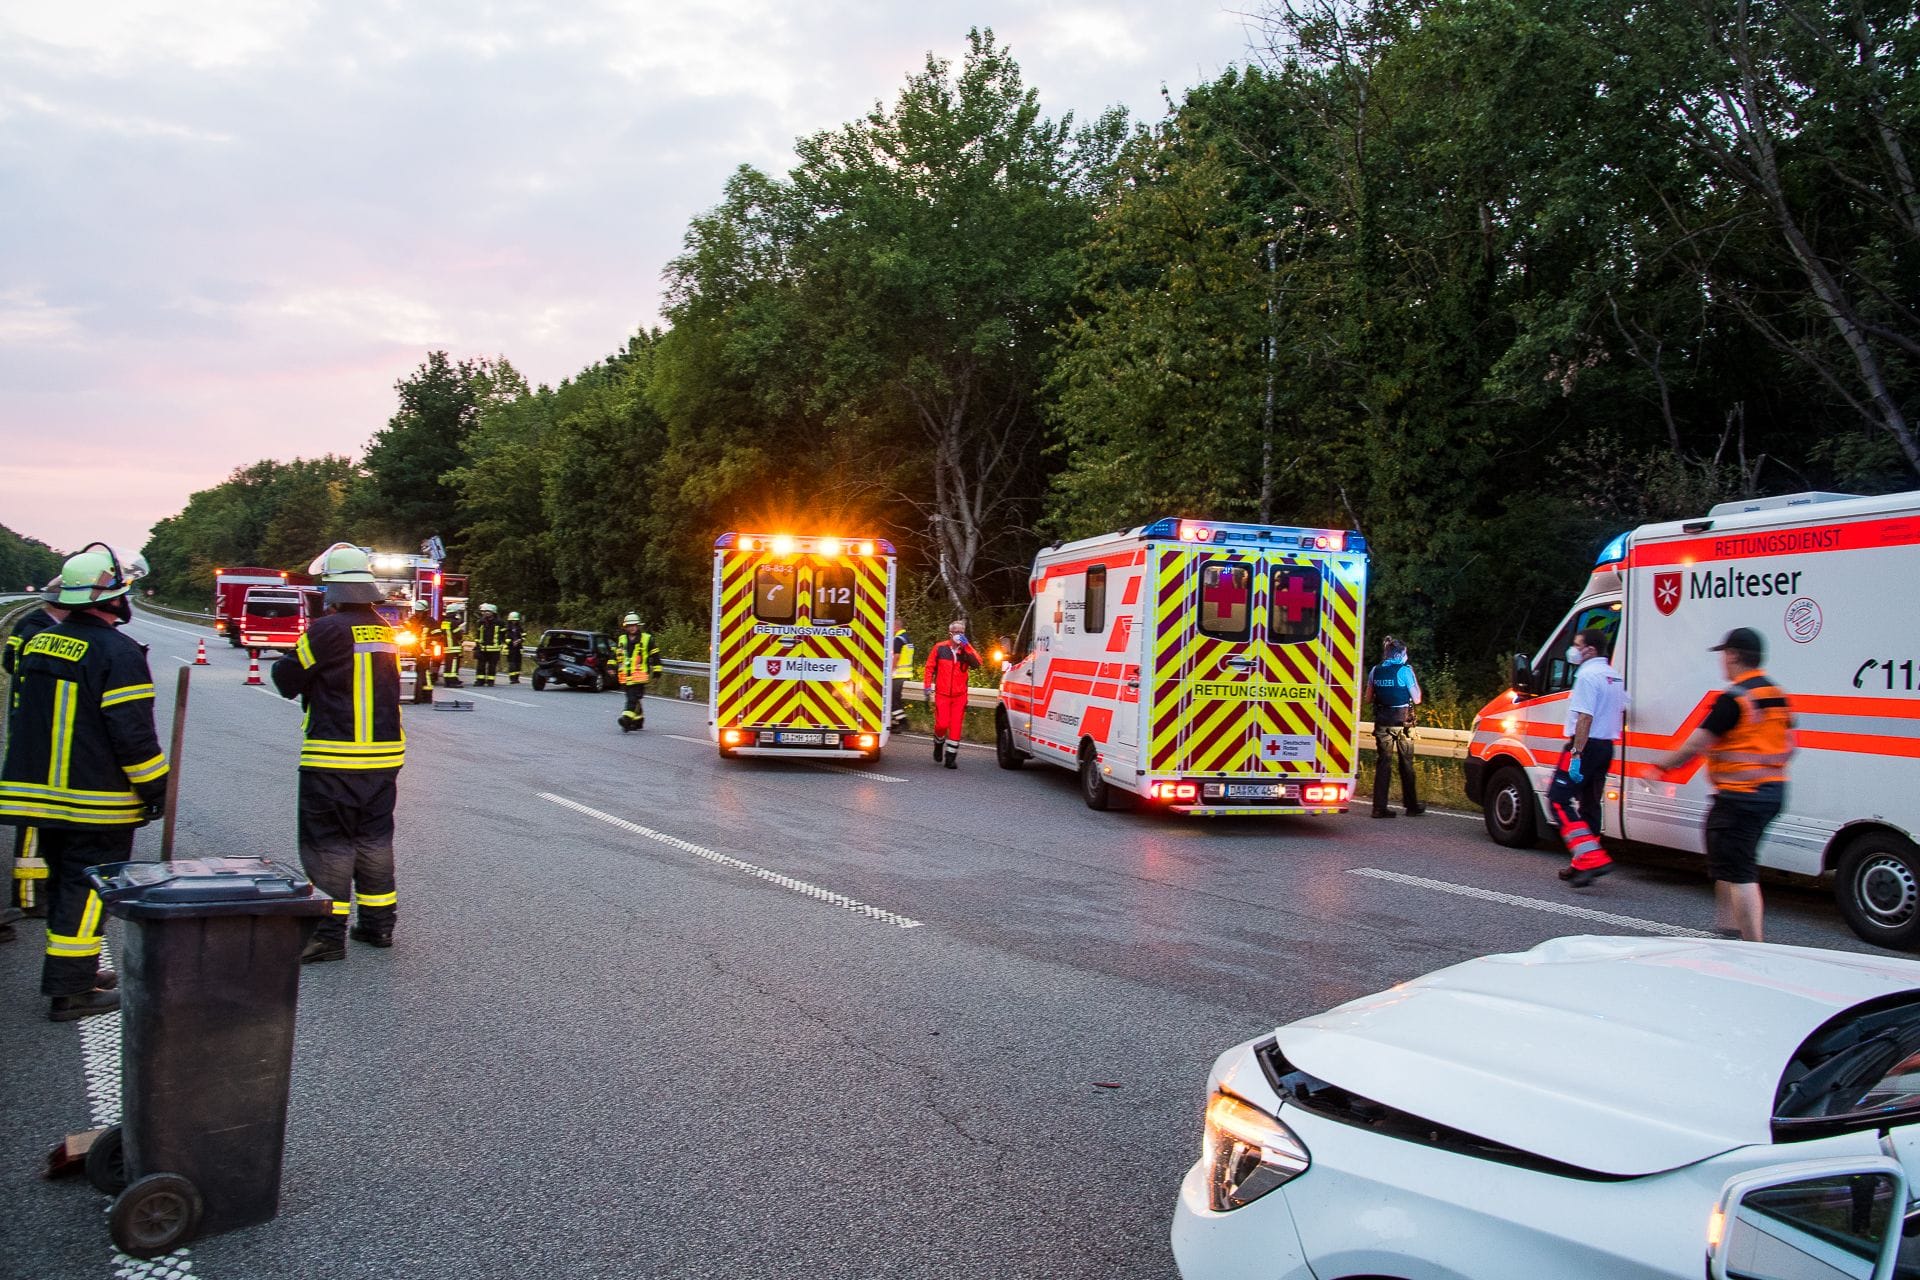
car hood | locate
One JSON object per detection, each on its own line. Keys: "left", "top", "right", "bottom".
{"left": 1275, "top": 935, "right": 1920, "bottom": 1176}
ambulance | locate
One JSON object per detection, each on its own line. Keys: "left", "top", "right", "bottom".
{"left": 996, "top": 517, "right": 1370, "bottom": 815}
{"left": 1466, "top": 489, "right": 1920, "bottom": 948}
{"left": 709, "top": 532, "right": 898, "bottom": 760}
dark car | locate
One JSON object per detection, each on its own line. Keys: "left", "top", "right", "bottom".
{"left": 531, "top": 630, "right": 618, "bottom": 692}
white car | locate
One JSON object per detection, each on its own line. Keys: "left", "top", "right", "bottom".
{"left": 1173, "top": 936, "right": 1920, "bottom": 1280}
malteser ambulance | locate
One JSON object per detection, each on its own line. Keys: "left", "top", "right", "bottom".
{"left": 1467, "top": 489, "right": 1920, "bottom": 947}
{"left": 996, "top": 517, "right": 1370, "bottom": 815}
{"left": 709, "top": 532, "right": 898, "bottom": 760}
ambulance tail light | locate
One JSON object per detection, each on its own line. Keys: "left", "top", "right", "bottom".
{"left": 1150, "top": 782, "right": 1200, "bottom": 802}
{"left": 721, "top": 728, "right": 746, "bottom": 746}
{"left": 853, "top": 733, "right": 876, "bottom": 751}
{"left": 1302, "top": 784, "right": 1350, "bottom": 804}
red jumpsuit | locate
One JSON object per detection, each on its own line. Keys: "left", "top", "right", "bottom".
{"left": 924, "top": 639, "right": 981, "bottom": 747}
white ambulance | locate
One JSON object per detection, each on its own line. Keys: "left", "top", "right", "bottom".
{"left": 996, "top": 517, "right": 1370, "bottom": 815}
{"left": 1467, "top": 489, "right": 1920, "bottom": 947}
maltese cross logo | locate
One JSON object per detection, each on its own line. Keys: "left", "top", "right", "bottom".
{"left": 1653, "top": 573, "right": 1682, "bottom": 616}
{"left": 763, "top": 659, "right": 782, "bottom": 677}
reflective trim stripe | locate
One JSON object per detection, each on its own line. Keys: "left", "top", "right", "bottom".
{"left": 49, "top": 680, "right": 76, "bottom": 788}
{"left": 295, "top": 634, "right": 316, "bottom": 668}
{"left": 78, "top": 890, "right": 103, "bottom": 940}
{"left": 300, "top": 739, "right": 406, "bottom": 756}
{"left": 123, "top": 753, "right": 168, "bottom": 784}
{"left": 46, "top": 935, "right": 104, "bottom": 958}
{"left": 354, "top": 651, "right": 373, "bottom": 742}
{"left": 0, "top": 801, "right": 144, "bottom": 824}
{"left": 101, "top": 683, "right": 156, "bottom": 707}
{"left": 353, "top": 642, "right": 398, "bottom": 655}
{"left": 14, "top": 858, "right": 50, "bottom": 880}
{"left": 329, "top": 900, "right": 350, "bottom": 916}
{"left": 1, "top": 780, "right": 145, "bottom": 800}
{"left": 354, "top": 890, "right": 397, "bottom": 907}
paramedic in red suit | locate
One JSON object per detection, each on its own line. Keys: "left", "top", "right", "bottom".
{"left": 924, "top": 619, "right": 981, "bottom": 770}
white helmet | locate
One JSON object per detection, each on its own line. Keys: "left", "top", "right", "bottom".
{"left": 508, "top": 610, "right": 521, "bottom": 621}
{"left": 307, "top": 543, "right": 383, "bottom": 604}
{"left": 622, "top": 613, "right": 641, "bottom": 627}
{"left": 481, "top": 602, "right": 497, "bottom": 615}
{"left": 411, "top": 598, "right": 430, "bottom": 613}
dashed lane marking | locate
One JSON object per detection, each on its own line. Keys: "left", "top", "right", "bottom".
{"left": 1348, "top": 867, "right": 1713, "bottom": 938}
{"left": 664, "top": 734, "right": 712, "bottom": 746}
{"left": 807, "top": 764, "right": 907, "bottom": 783}
{"left": 540, "top": 792, "right": 924, "bottom": 929}
{"left": 461, "top": 690, "right": 539, "bottom": 708}
{"left": 128, "top": 615, "right": 209, "bottom": 638}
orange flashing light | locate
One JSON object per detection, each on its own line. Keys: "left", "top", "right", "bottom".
{"left": 853, "top": 733, "right": 877, "bottom": 750}
{"left": 721, "top": 728, "right": 746, "bottom": 746}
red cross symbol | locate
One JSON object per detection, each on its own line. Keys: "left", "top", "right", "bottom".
{"left": 1273, "top": 571, "right": 1318, "bottom": 624}
{"left": 1262, "top": 738, "right": 1285, "bottom": 758}
{"left": 1201, "top": 567, "right": 1248, "bottom": 620}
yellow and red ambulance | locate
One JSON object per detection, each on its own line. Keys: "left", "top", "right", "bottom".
{"left": 709, "top": 532, "right": 898, "bottom": 760}
{"left": 1467, "top": 489, "right": 1920, "bottom": 947}
{"left": 996, "top": 517, "right": 1370, "bottom": 814}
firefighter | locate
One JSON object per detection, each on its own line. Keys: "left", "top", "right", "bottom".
{"left": 890, "top": 628, "right": 914, "bottom": 731}
{"left": 406, "top": 598, "right": 436, "bottom": 703}
{"left": 504, "top": 610, "right": 526, "bottom": 684}
{"left": 615, "top": 613, "right": 661, "bottom": 732}
{"left": 271, "top": 544, "right": 405, "bottom": 963}
{"left": 439, "top": 602, "right": 465, "bottom": 687}
{"left": 0, "top": 548, "right": 167, "bottom": 1020}
{"left": 4, "top": 573, "right": 68, "bottom": 929}
{"left": 473, "top": 602, "right": 504, "bottom": 687}
{"left": 923, "top": 619, "right": 980, "bottom": 769}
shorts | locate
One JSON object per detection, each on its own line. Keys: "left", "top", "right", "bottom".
{"left": 1704, "top": 784, "right": 1784, "bottom": 885}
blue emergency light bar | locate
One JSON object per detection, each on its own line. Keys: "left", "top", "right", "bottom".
{"left": 713, "top": 532, "right": 897, "bottom": 556}
{"left": 1595, "top": 531, "right": 1630, "bottom": 566}
{"left": 1141, "top": 517, "right": 1366, "bottom": 553}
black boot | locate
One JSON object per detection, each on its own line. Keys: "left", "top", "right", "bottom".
{"left": 350, "top": 923, "right": 393, "bottom": 948}
{"left": 943, "top": 745, "right": 959, "bottom": 770}
{"left": 49, "top": 989, "right": 120, "bottom": 1022}
{"left": 301, "top": 936, "right": 346, "bottom": 964}
{"left": 933, "top": 737, "right": 945, "bottom": 762}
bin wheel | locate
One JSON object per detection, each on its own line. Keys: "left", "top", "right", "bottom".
{"left": 109, "top": 1173, "right": 203, "bottom": 1259}
{"left": 85, "top": 1123, "right": 127, "bottom": 1194}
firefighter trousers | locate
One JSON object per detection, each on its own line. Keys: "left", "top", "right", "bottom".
{"left": 38, "top": 826, "right": 133, "bottom": 996}
{"left": 298, "top": 770, "right": 398, "bottom": 943}
{"left": 1372, "top": 725, "right": 1421, "bottom": 814}
{"left": 621, "top": 685, "right": 647, "bottom": 726}
{"left": 475, "top": 649, "right": 499, "bottom": 686}
{"left": 505, "top": 643, "right": 522, "bottom": 682}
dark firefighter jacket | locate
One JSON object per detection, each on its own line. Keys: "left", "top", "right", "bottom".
{"left": 272, "top": 605, "right": 406, "bottom": 772}
{"left": 0, "top": 611, "right": 167, "bottom": 829}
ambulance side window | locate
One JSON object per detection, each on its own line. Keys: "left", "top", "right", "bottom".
{"left": 1085, "top": 566, "right": 1107, "bottom": 635}
{"left": 1198, "top": 562, "right": 1252, "bottom": 642}
{"left": 755, "top": 565, "right": 797, "bottom": 624}
{"left": 1269, "top": 564, "right": 1322, "bottom": 644}
{"left": 1536, "top": 603, "right": 1621, "bottom": 695}
{"left": 812, "top": 564, "right": 855, "bottom": 625}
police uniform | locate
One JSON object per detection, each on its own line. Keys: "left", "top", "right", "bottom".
{"left": 4, "top": 604, "right": 65, "bottom": 916}
{"left": 1367, "top": 653, "right": 1422, "bottom": 816}
{"left": 272, "top": 589, "right": 405, "bottom": 958}
{"left": 473, "top": 613, "right": 504, "bottom": 687}
{"left": 616, "top": 628, "right": 660, "bottom": 731}
{"left": 0, "top": 611, "right": 167, "bottom": 1003}
{"left": 504, "top": 616, "right": 525, "bottom": 683}
{"left": 890, "top": 631, "right": 915, "bottom": 730}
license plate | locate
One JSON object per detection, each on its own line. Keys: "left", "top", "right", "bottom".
{"left": 777, "top": 732, "right": 824, "bottom": 745}
{"left": 1226, "top": 783, "right": 1288, "bottom": 799}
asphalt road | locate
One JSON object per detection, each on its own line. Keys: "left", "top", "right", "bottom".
{"left": 2, "top": 607, "right": 1881, "bottom": 1279}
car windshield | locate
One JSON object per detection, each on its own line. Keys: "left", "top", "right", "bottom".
{"left": 1776, "top": 993, "right": 1920, "bottom": 1136}
{"left": 245, "top": 598, "right": 301, "bottom": 619}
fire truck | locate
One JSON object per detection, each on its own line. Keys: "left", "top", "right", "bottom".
{"left": 1466, "top": 489, "right": 1920, "bottom": 947}
{"left": 997, "top": 517, "right": 1370, "bottom": 815}
{"left": 361, "top": 551, "right": 464, "bottom": 703}
{"left": 709, "top": 532, "right": 897, "bottom": 760}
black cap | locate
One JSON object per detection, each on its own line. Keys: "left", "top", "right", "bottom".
{"left": 1710, "top": 627, "right": 1764, "bottom": 658}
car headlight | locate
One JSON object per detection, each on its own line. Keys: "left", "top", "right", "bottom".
{"left": 1203, "top": 1091, "right": 1310, "bottom": 1212}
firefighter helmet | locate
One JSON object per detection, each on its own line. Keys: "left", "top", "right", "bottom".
{"left": 308, "top": 542, "right": 384, "bottom": 604}
{"left": 480, "top": 602, "right": 497, "bottom": 615}
{"left": 622, "top": 613, "right": 641, "bottom": 627}
{"left": 411, "top": 598, "right": 430, "bottom": 614}
{"left": 508, "top": 611, "right": 521, "bottom": 621}
{"left": 53, "top": 549, "right": 132, "bottom": 606}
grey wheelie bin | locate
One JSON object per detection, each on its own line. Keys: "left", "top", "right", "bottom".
{"left": 83, "top": 857, "right": 335, "bottom": 1259}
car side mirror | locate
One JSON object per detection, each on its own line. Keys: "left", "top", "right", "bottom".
{"left": 1511, "top": 653, "right": 1532, "bottom": 696}
{"left": 1708, "top": 1157, "right": 1906, "bottom": 1280}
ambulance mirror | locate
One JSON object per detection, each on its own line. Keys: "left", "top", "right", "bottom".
{"left": 1511, "top": 653, "right": 1532, "bottom": 695}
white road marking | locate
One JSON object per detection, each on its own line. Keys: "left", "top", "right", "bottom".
{"left": 172, "top": 655, "right": 195, "bottom": 664}
{"left": 664, "top": 734, "right": 712, "bottom": 746}
{"left": 808, "top": 764, "right": 907, "bottom": 783}
{"left": 461, "top": 690, "right": 539, "bottom": 708}
{"left": 1348, "top": 867, "right": 1713, "bottom": 938}
{"left": 540, "top": 792, "right": 923, "bottom": 929}
{"left": 128, "top": 615, "right": 210, "bottom": 638}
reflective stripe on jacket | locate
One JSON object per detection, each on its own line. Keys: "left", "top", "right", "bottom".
{"left": 617, "top": 632, "right": 659, "bottom": 685}
{"left": 271, "top": 607, "right": 405, "bottom": 772}
{"left": 1707, "top": 671, "right": 1793, "bottom": 794}
{"left": 0, "top": 612, "right": 166, "bottom": 829}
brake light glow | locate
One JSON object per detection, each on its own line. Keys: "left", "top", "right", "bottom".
{"left": 1302, "top": 784, "right": 1350, "bottom": 804}
{"left": 721, "top": 729, "right": 746, "bottom": 746}
{"left": 854, "top": 733, "right": 876, "bottom": 750}
{"left": 1150, "top": 782, "right": 1200, "bottom": 802}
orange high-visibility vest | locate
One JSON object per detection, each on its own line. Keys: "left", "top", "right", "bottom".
{"left": 1707, "top": 671, "right": 1794, "bottom": 794}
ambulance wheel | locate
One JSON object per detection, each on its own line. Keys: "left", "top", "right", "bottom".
{"left": 1483, "top": 765, "right": 1538, "bottom": 848}
{"left": 85, "top": 1123, "right": 127, "bottom": 1194}
{"left": 109, "top": 1173, "right": 202, "bottom": 1259}
{"left": 531, "top": 674, "right": 547, "bottom": 691}
{"left": 1836, "top": 833, "right": 1920, "bottom": 950}
{"left": 1079, "top": 745, "right": 1112, "bottom": 811}
{"left": 995, "top": 711, "right": 1026, "bottom": 770}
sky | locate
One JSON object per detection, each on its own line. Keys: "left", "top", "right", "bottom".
{"left": 0, "top": 1, "right": 1258, "bottom": 556}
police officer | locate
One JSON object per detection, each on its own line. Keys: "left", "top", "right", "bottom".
{"left": 1365, "top": 636, "right": 1424, "bottom": 818}
{"left": 439, "top": 602, "right": 466, "bottom": 687}
{"left": 272, "top": 544, "right": 406, "bottom": 963}
{"left": 924, "top": 619, "right": 980, "bottom": 769}
{"left": 1655, "top": 627, "right": 1793, "bottom": 941}
{"left": 0, "top": 548, "right": 167, "bottom": 1019}
{"left": 473, "top": 603, "right": 504, "bottom": 687}
{"left": 615, "top": 613, "right": 661, "bottom": 732}
{"left": 890, "top": 628, "right": 914, "bottom": 730}
{"left": 504, "top": 610, "right": 526, "bottom": 684}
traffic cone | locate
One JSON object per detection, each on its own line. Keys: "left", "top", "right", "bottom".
{"left": 244, "top": 653, "right": 263, "bottom": 686}
{"left": 193, "top": 638, "right": 208, "bottom": 665}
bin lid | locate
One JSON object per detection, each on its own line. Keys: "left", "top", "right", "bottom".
{"left": 87, "top": 858, "right": 339, "bottom": 919}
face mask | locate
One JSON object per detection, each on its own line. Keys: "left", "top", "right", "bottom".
{"left": 950, "top": 634, "right": 965, "bottom": 645}
{"left": 1566, "top": 645, "right": 1587, "bottom": 666}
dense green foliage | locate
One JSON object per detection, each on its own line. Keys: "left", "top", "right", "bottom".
{"left": 0, "top": 524, "right": 62, "bottom": 593}
{"left": 139, "top": 7, "right": 1917, "bottom": 682}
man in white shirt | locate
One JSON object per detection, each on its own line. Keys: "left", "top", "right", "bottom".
{"left": 1554, "top": 627, "right": 1628, "bottom": 888}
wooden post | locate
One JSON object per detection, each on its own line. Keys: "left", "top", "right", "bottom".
{"left": 161, "top": 665, "right": 190, "bottom": 861}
